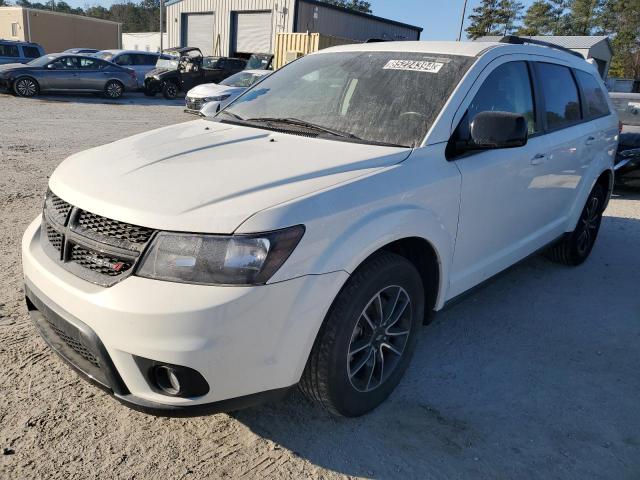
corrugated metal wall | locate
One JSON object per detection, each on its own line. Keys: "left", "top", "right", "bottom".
{"left": 166, "top": 0, "right": 295, "bottom": 56}
{"left": 296, "top": 1, "right": 420, "bottom": 42}
{"left": 273, "top": 32, "right": 355, "bottom": 68}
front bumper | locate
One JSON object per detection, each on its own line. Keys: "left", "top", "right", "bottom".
{"left": 22, "top": 217, "right": 348, "bottom": 415}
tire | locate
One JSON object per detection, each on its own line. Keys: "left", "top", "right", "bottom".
{"left": 104, "top": 80, "right": 124, "bottom": 99}
{"left": 13, "top": 76, "right": 39, "bottom": 97}
{"left": 162, "top": 81, "right": 178, "bottom": 99}
{"left": 300, "top": 251, "right": 425, "bottom": 417}
{"left": 546, "top": 183, "right": 605, "bottom": 266}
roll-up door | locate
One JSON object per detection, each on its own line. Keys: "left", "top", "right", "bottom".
{"left": 234, "top": 12, "right": 273, "bottom": 55}
{"left": 183, "top": 13, "right": 215, "bottom": 56}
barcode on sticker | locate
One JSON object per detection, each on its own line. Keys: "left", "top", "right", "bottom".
{"left": 383, "top": 59, "right": 444, "bottom": 73}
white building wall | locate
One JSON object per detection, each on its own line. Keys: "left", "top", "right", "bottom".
{"left": 166, "top": 0, "right": 295, "bottom": 56}
{"left": 122, "top": 32, "right": 168, "bottom": 52}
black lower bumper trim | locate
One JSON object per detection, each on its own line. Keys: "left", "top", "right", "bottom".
{"left": 24, "top": 283, "right": 294, "bottom": 416}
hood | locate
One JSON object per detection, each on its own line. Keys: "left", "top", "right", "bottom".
{"left": 145, "top": 67, "right": 173, "bottom": 79}
{"left": 187, "top": 83, "right": 242, "bottom": 98}
{"left": 49, "top": 120, "right": 410, "bottom": 234}
{"left": 0, "top": 63, "right": 27, "bottom": 72}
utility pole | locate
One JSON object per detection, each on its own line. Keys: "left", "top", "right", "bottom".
{"left": 159, "top": 0, "right": 164, "bottom": 52}
{"left": 457, "top": 0, "right": 468, "bottom": 41}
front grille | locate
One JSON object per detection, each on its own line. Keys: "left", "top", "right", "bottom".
{"left": 46, "top": 319, "right": 100, "bottom": 367}
{"left": 46, "top": 223, "right": 63, "bottom": 251}
{"left": 76, "top": 210, "right": 153, "bottom": 244}
{"left": 70, "top": 244, "right": 133, "bottom": 277}
{"left": 41, "top": 189, "right": 155, "bottom": 287}
{"left": 186, "top": 97, "right": 205, "bottom": 111}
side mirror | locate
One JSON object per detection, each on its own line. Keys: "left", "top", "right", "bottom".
{"left": 47, "top": 64, "right": 56, "bottom": 69}
{"left": 469, "top": 111, "right": 528, "bottom": 150}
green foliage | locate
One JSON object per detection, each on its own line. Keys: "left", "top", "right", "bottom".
{"left": 465, "top": 0, "right": 524, "bottom": 39}
{"left": 321, "top": 0, "right": 372, "bottom": 13}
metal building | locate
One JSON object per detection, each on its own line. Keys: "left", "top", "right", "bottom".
{"left": 164, "top": 0, "right": 422, "bottom": 57}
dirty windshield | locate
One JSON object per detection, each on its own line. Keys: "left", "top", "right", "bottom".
{"left": 219, "top": 51, "right": 475, "bottom": 147}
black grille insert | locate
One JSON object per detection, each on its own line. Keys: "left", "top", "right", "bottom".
{"left": 41, "top": 189, "right": 155, "bottom": 286}
{"left": 46, "top": 319, "right": 100, "bottom": 367}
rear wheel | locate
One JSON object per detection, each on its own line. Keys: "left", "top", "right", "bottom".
{"left": 300, "top": 252, "right": 425, "bottom": 417}
{"left": 162, "top": 81, "right": 178, "bottom": 99}
{"left": 104, "top": 80, "right": 124, "bottom": 99}
{"left": 13, "top": 77, "right": 39, "bottom": 97}
{"left": 546, "top": 183, "right": 605, "bottom": 265}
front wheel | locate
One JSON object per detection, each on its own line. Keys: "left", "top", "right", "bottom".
{"left": 13, "top": 77, "right": 39, "bottom": 97}
{"left": 300, "top": 251, "right": 425, "bottom": 417}
{"left": 546, "top": 183, "right": 605, "bottom": 265}
{"left": 162, "top": 81, "right": 178, "bottom": 99}
{"left": 104, "top": 80, "right": 124, "bottom": 99}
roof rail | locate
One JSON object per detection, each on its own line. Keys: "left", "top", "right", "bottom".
{"left": 499, "top": 35, "right": 585, "bottom": 60}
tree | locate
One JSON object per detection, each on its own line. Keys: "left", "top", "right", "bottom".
{"left": 517, "top": 0, "right": 565, "bottom": 36}
{"left": 322, "top": 0, "right": 372, "bottom": 13}
{"left": 466, "top": 0, "right": 502, "bottom": 39}
{"left": 496, "top": 0, "right": 525, "bottom": 35}
{"left": 565, "top": 0, "right": 601, "bottom": 35}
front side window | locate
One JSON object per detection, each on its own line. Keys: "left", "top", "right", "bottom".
{"left": 51, "top": 57, "right": 79, "bottom": 69}
{"left": 467, "top": 61, "right": 537, "bottom": 134}
{"left": 220, "top": 51, "right": 475, "bottom": 147}
{"left": 536, "top": 62, "right": 581, "bottom": 130}
{"left": 575, "top": 69, "right": 609, "bottom": 119}
{"left": 22, "top": 46, "right": 41, "bottom": 58}
{"left": 0, "top": 44, "right": 19, "bottom": 57}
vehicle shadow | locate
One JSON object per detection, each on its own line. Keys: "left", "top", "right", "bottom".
{"left": 231, "top": 212, "right": 640, "bottom": 478}
{"left": 1, "top": 91, "right": 186, "bottom": 107}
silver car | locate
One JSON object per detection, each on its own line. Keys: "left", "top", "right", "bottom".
{"left": 93, "top": 50, "right": 161, "bottom": 89}
{"left": 0, "top": 53, "right": 138, "bottom": 98}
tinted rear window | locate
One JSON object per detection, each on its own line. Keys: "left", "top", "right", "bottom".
{"left": 0, "top": 44, "right": 19, "bottom": 57}
{"left": 536, "top": 62, "right": 581, "bottom": 130}
{"left": 575, "top": 69, "right": 609, "bottom": 119}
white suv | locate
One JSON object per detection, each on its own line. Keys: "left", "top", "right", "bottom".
{"left": 22, "top": 39, "right": 618, "bottom": 417}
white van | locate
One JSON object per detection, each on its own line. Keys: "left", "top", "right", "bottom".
{"left": 22, "top": 38, "right": 618, "bottom": 417}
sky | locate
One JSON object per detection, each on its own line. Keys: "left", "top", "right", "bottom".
{"left": 60, "top": 0, "right": 537, "bottom": 40}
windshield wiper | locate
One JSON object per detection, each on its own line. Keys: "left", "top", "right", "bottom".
{"left": 246, "top": 117, "right": 359, "bottom": 140}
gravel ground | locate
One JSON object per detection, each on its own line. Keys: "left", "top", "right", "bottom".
{"left": 1, "top": 93, "right": 639, "bottom": 480}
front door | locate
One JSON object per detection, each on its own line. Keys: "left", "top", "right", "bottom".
{"left": 42, "top": 56, "right": 82, "bottom": 90}
{"left": 449, "top": 59, "right": 552, "bottom": 298}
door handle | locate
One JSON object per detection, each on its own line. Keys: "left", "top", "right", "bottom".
{"left": 585, "top": 136, "right": 596, "bottom": 145}
{"left": 530, "top": 153, "right": 546, "bottom": 165}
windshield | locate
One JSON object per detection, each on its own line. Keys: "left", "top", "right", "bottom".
{"left": 27, "top": 55, "right": 56, "bottom": 67}
{"left": 220, "top": 51, "right": 475, "bottom": 147}
{"left": 156, "top": 57, "right": 179, "bottom": 70}
{"left": 246, "top": 54, "right": 272, "bottom": 70}
{"left": 221, "top": 71, "right": 266, "bottom": 87}
{"left": 93, "top": 52, "right": 114, "bottom": 62}
{"left": 202, "top": 57, "right": 220, "bottom": 69}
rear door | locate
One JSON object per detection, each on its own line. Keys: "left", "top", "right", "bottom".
{"left": 75, "top": 57, "right": 107, "bottom": 91}
{"left": 449, "top": 58, "right": 552, "bottom": 297}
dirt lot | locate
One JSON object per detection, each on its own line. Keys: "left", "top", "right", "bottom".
{"left": 1, "top": 93, "right": 639, "bottom": 479}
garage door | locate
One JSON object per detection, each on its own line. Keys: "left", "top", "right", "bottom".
{"left": 234, "top": 12, "right": 273, "bottom": 55}
{"left": 183, "top": 13, "right": 215, "bottom": 56}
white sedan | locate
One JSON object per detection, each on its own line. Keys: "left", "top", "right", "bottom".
{"left": 184, "top": 69, "right": 271, "bottom": 116}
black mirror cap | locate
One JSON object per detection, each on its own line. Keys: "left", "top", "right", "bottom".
{"left": 469, "top": 111, "right": 528, "bottom": 150}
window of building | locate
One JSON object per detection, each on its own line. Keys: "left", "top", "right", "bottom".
{"left": 11, "top": 23, "right": 19, "bottom": 37}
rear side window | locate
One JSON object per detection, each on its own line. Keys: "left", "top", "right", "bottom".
{"left": 78, "top": 57, "right": 99, "bottom": 69}
{"left": 115, "top": 54, "right": 132, "bottom": 66}
{"left": 0, "top": 44, "right": 19, "bottom": 57}
{"left": 467, "top": 61, "right": 538, "bottom": 134}
{"left": 575, "top": 69, "right": 609, "bottom": 119}
{"left": 536, "top": 62, "right": 581, "bottom": 130}
{"left": 22, "top": 46, "right": 41, "bottom": 58}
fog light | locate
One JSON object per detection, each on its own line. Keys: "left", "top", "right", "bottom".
{"left": 154, "top": 366, "right": 181, "bottom": 396}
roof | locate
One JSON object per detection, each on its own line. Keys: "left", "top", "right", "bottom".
{"left": 0, "top": 6, "right": 121, "bottom": 25}
{"left": 320, "top": 40, "right": 498, "bottom": 57}
{"left": 477, "top": 35, "right": 611, "bottom": 52}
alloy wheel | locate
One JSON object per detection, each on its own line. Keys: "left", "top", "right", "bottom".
{"left": 347, "top": 285, "right": 412, "bottom": 393}
{"left": 106, "top": 82, "right": 122, "bottom": 98}
{"left": 576, "top": 195, "right": 600, "bottom": 255}
{"left": 16, "top": 78, "right": 37, "bottom": 97}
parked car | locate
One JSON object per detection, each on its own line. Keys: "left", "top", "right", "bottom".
{"left": 144, "top": 47, "right": 246, "bottom": 99}
{"left": 185, "top": 69, "right": 271, "bottom": 116}
{"left": 610, "top": 93, "right": 640, "bottom": 187}
{"left": 22, "top": 39, "right": 618, "bottom": 417}
{"left": 0, "top": 53, "right": 138, "bottom": 98}
{"left": 0, "top": 39, "right": 45, "bottom": 65}
{"left": 93, "top": 50, "right": 161, "bottom": 89}
{"left": 63, "top": 48, "right": 100, "bottom": 55}
{"left": 245, "top": 53, "right": 274, "bottom": 70}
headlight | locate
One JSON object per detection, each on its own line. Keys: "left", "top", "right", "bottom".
{"left": 204, "top": 94, "right": 231, "bottom": 102}
{"left": 136, "top": 225, "right": 305, "bottom": 286}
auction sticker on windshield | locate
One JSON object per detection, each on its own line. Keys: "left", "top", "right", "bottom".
{"left": 383, "top": 59, "right": 446, "bottom": 73}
